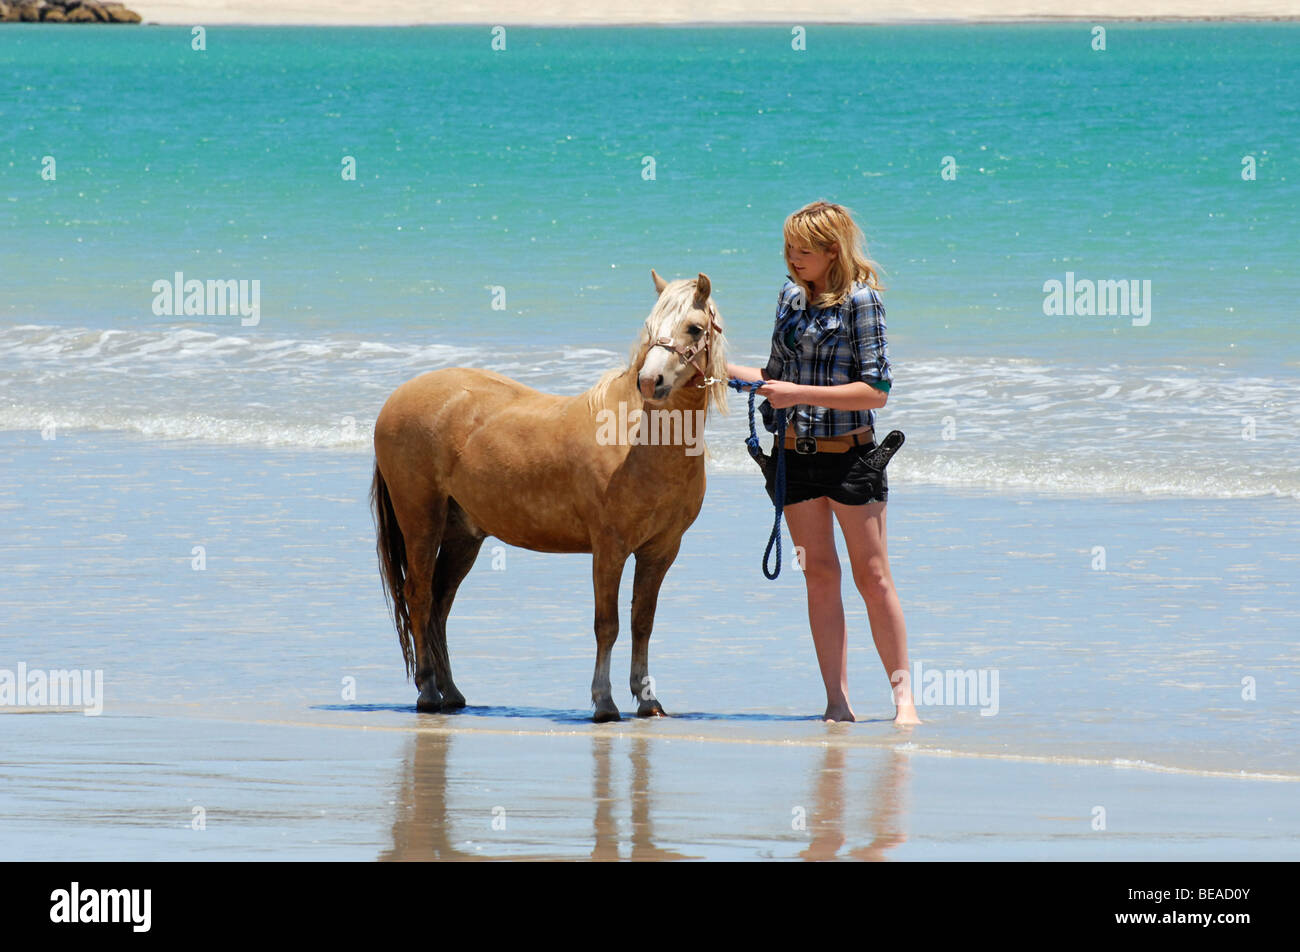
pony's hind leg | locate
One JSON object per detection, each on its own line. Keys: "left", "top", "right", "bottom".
{"left": 390, "top": 491, "right": 450, "bottom": 712}
{"left": 429, "top": 499, "right": 486, "bottom": 711}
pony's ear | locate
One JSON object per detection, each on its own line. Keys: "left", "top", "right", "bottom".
{"left": 695, "top": 272, "right": 711, "bottom": 303}
{"left": 651, "top": 269, "right": 668, "bottom": 296}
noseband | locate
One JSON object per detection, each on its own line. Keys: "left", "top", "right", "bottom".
{"left": 650, "top": 304, "right": 723, "bottom": 388}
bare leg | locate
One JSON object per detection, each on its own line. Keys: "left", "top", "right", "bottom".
{"left": 830, "top": 499, "right": 919, "bottom": 726}
{"left": 783, "top": 497, "right": 854, "bottom": 721}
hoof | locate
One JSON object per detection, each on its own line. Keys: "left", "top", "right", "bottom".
{"left": 637, "top": 699, "right": 668, "bottom": 718}
{"left": 439, "top": 692, "right": 467, "bottom": 712}
{"left": 592, "top": 701, "right": 622, "bottom": 723}
{"left": 416, "top": 688, "right": 444, "bottom": 713}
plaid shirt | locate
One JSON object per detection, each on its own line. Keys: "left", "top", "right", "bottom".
{"left": 760, "top": 275, "right": 892, "bottom": 438}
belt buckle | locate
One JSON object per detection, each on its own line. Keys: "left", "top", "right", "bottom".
{"left": 794, "top": 436, "right": 817, "bottom": 455}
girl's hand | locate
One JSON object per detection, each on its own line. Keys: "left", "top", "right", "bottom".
{"left": 758, "top": 379, "right": 804, "bottom": 409}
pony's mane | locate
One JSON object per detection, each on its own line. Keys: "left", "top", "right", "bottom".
{"left": 584, "top": 338, "right": 648, "bottom": 417}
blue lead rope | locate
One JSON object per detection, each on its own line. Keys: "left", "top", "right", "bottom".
{"left": 727, "top": 378, "right": 787, "bottom": 579}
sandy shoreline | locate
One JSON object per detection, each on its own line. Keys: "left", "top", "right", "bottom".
{"left": 5, "top": 706, "right": 1297, "bottom": 860}
{"left": 127, "top": 1, "right": 1300, "bottom": 27}
{"left": 3, "top": 428, "right": 1297, "bottom": 858}
{"left": 5, "top": 428, "right": 1298, "bottom": 774}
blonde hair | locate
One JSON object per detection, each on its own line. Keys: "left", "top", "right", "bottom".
{"left": 782, "top": 200, "right": 884, "bottom": 310}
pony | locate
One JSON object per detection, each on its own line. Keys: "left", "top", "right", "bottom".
{"left": 371, "top": 270, "right": 728, "bottom": 721}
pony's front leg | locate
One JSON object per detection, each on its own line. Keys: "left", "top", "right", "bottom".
{"left": 590, "top": 544, "right": 627, "bottom": 723}
{"left": 630, "top": 547, "right": 676, "bottom": 717}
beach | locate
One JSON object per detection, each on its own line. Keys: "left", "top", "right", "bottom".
{"left": 1, "top": 430, "right": 1297, "bottom": 859}
{"left": 2, "top": 21, "right": 1297, "bottom": 861}
{"left": 124, "top": 1, "right": 1300, "bottom": 26}
{"left": 7, "top": 713, "right": 1296, "bottom": 861}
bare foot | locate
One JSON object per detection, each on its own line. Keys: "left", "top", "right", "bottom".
{"left": 823, "top": 703, "right": 856, "bottom": 723}
{"left": 893, "top": 701, "right": 921, "bottom": 726}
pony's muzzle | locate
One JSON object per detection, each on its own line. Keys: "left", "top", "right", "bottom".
{"left": 639, "top": 373, "right": 668, "bottom": 402}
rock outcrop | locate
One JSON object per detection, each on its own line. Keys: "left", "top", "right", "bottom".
{"left": 0, "top": 1, "right": 143, "bottom": 22}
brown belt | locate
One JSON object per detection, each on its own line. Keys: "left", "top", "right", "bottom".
{"left": 782, "top": 429, "right": 873, "bottom": 455}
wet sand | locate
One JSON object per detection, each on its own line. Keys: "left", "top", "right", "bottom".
{"left": 1, "top": 430, "right": 1298, "bottom": 859}
{"left": 4, "top": 707, "right": 1296, "bottom": 860}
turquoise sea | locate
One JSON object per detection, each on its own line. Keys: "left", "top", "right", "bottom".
{"left": 2, "top": 23, "right": 1298, "bottom": 496}
{"left": 1, "top": 24, "right": 1298, "bottom": 860}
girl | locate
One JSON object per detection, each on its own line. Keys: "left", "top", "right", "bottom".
{"left": 726, "top": 200, "right": 919, "bottom": 725}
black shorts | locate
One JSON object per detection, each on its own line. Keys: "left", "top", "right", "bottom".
{"left": 762, "top": 437, "right": 888, "bottom": 507}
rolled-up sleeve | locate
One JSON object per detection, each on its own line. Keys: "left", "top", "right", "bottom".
{"left": 851, "top": 288, "right": 891, "bottom": 393}
{"left": 763, "top": 348, "right": 783, "bottom": 381}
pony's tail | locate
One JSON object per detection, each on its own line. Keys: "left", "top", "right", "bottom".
{"left": 371, "top": 461, "right": 415, "bottom": 679}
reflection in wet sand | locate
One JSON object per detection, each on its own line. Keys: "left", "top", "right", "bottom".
{"left": 381, "top": 727, "right": 908, "bottom": 861}
{"left": 609, "top": 736, "right": 694, "bottom": 861}
{"left": 380, "top": 731, "right": 459, "bottom": 862}
{"left": 799, "top": 747, "right": 908, "bottom": 861}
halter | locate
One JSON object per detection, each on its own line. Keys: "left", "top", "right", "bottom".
{"left": 650, "top": 302, "right": 723, "bottom": 387}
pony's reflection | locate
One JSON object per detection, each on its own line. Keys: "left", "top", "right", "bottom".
{"left": 381, "top": 729, "right": 907, "bottom": 861}
{"left": 590, "top": 734, "right": 694, "bottom": 861}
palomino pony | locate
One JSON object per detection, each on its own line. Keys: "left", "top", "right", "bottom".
{"left": 371, "top": 271, "right": 729, "bottom": 722}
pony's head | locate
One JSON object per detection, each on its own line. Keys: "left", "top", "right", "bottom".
{"left": 635, "top": 269, "right": 729, "bottom": 415}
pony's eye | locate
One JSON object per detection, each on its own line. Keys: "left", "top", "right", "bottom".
{"left": 687, "top": 324, "right": 703, "bottom": 336}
